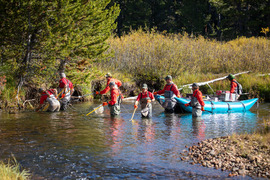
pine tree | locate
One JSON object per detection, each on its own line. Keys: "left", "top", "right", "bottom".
{"left": 0, "top": 0, "right": 120, "bottom": 102}
{"left": 44, "top": 0, "right": 120, "bottom": 80}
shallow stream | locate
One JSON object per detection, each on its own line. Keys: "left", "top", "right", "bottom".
{"left": 0, "top": 101, "right": 269, "bottom": 179}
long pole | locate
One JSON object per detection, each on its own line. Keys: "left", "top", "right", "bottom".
{"left": 86, "top": 104, "right": 103, "bottom": 116}
{"left": 130, "top": 107, "right": 137, "bottom": 121}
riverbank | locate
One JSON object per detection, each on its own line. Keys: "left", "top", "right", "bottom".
{"left": 180, "top": 120, "right": 270, "bottom": 178}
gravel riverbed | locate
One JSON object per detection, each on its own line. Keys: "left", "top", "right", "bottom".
{"left": 180, "top": 135, "right": 270, "bottom": 178}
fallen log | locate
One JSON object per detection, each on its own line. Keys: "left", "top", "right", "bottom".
{"left": 179, "top": 71, "right": 250, "bottom": 90}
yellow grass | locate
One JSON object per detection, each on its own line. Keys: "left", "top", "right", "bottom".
{"left": 0, "top": 157, "right": 30, "bottom": 180}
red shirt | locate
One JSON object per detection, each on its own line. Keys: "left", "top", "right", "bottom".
{"left": 230, "top": 79, "right": 237, "bottom": 93}
{"left": 109, "top": 87, "right": 123, "bottom": 105}
{"left": 157, "top": 83, "right": 180, "bottom": 97}
{"left": 192, "top": 89, "right": 205, "bottom": 106}
{"left": 59, "top": 78, "right": 72, "bottom": 88}
{"left": 136, "top": 91, "right": 154, "bottom": 101}
{"left": 40, "top": 89, "right": 55, "bottom": 104}
{"left": 100, "top": 78, "right": 122, "bottom": 95}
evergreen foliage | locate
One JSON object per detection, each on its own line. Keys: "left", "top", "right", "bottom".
{"left": 111, "top": 0, "right": 270, "bottom": 39}
{"left": 0, "top": 0, "right": 120, "bottom": 97}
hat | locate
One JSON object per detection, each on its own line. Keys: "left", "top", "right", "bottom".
{"left": 192, "top": 83, "right": 199, "bottom": 88}
{"left": 105, "top": 73, "right": 112, "bottom": 78}
{"left": 226, "top": 74, "right": 235, "bottom": 80}
{"left": 109, "top": 81, "right": 115, "bottom": 86}
{"left": 165, "top": 75, "right": 172, "bottom": 80}
{"left": 142, "top": 84, "right": 148, "bottom": 89}
{"left": 60, "top": 73, "right": 66, "bottom": 78}
{"left": 38, "top": 88, "right": 44, "bottom": 93}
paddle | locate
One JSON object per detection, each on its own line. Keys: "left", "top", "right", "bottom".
{"left": 130, "top": 107, "right": 137, "bottom": 121}
{"left": 86, "top": 104, "right": 103, "bottom": 116}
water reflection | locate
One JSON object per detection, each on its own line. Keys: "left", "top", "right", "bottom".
{"left": 0, "top": 102, "right": 267, "bottom": 179}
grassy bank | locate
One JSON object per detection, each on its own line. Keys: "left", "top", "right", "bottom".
{"left": 102, "top": 30, "right": 270, "bottom": 101}
{"left": 1, "top": 30, "right": 270, "bottom": 108}
{"left": 0, "top": 157, "right": 30, "bottom": 180}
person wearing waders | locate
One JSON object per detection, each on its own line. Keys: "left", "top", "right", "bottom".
{"left": 102, "top": 81, "right": 123, "bottom": 116}
{"left": 134, "top": 84, "right": 155, "bottom": 118}
{"left": 154, "top": 75, "right": 181, "bottom": 113}
{"left": 36, "top": 88, "right": 60, "bottom": 112}
{"left": 226, "top": 74, "right": 242, "bottom": 101}
{"left": 96, "top": 73, "right": 122, "bottom": 95}
{"left": 58, "top": 73, "right": 74, "bottom": 111}
{"left": 184, "top": 83, "right": 205, "bottom": 117}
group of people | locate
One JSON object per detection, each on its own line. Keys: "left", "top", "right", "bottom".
{"left": 35, "top": 73, "right": 74, "bottom": 112}
{"left": 36, "top": 72, "right": 242, "bottom": 118}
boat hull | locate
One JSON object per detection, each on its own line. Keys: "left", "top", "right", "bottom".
{"left": 155, "top": 95, "right": 258, "bottom": 113}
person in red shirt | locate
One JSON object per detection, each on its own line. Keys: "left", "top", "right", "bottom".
{"left": 184, "top": 83, "right": 205, "bottom": 117}
{"left": 227, "top": 74, "right": 242, "bottom": 100}
{"left": 96, "top": 73, "right": 122, "bottom": 95}
{"left": 36, "top": 88, "right": 60, "bottom": 112}
{"left": 134, "top": 84, "right": 155, "bottom": 118}
{"left": 59, "top": 73, "right": 74, "bottom": 110}
{"left": 154, "top": 75, "right": 181, "bottom": 112}
{"left": 102, "top": 81, "right": 123, "bottom": 116}
{"left": 59, "top": 73, "right": 74, "bottom": 96}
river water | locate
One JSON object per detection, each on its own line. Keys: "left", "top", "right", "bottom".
{"left": 0, "top": 101, "right": 269, "bottom": 179}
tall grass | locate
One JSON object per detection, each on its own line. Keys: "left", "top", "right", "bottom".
{"left": 101, "top": 30, "right": 270, "bottom": 100}
{"left": 105, "top": 29, "right": 269, "bottom": 78}
{"left": 0, "top": 157, "right": 30, "bottom": 180}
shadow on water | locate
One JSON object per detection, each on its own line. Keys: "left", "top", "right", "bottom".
{"left": 0, "top": 101, "right": 269, "bottom": 179}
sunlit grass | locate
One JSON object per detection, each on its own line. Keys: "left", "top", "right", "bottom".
{"left": 0, "top": 157, "right": 30, "bottom": 180}
{"left": 101, "top": 30, "right": 270, "bottom": 100}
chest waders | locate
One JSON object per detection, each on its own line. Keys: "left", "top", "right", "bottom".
{"left": 139, "top": 92, "right": 152, "bottom": 118}
{"left": 59, "top": 80, "right": 71, "bottom": 111}
{"left": 45, "top": 93, "right": 60, "bottom": 112}
{"left": 108, "top": 88, "right": 122, "bottom": 116}
{"left": 190, "top": 91, "right": 202, "bottom": 117}
{"left": 162, "top": 84, "right": 176, "bottom": 112}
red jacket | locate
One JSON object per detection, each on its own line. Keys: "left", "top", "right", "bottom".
{"left": 230, "top": 79, "right": 238, "bottom": 93}
{"left": 100, "top": 78, "right": 122, "bottom": 95}
{"left": 59, "top": 78, "right": 73, "bottom": 89}
{"left": 157, "top": 83, "right": 180, "bottom": 97}
{"left": 109, "top": 87, "right": 123, "bottom": 105}
{"left": 136, "top": 91, "right": 155, "bottom": 101}
{"left": 192, "top": 89, "right": 205, "bottom": 106}
{"left": 40, "top": 89, "right": 55, "bottom": 104}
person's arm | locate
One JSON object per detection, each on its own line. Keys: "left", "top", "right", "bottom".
{"left": 36, "top": 96, "right": 46, "bottom": 111}
{"left": 100, "top": 85, "right": 110, "bottom": 95}
{"left": 172, "top": 84, "right": 181, "bottom": 97}
{"left": 196, "top": 91, "right": 205, "bottom": 106}
{"left": 157, "top": 86, "right": 166, "bottom": 95}
{"left": 136, "top": 94, "right": 141, "bottom": 101}
{"left": 149, "top": 92, "right": 155, "bottom": 102}
{"left": 116, "top": 79, "right": 122, "bottom": 87}
{"left": 230, "top": 81, "right": 237, "bottom": 93}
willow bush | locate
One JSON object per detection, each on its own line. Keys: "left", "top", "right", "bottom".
{"left": 102, "top": 30, "right": 270, "bottom": 99}
{"left": 105, "top": 29, "right": 270, "bottom": 77}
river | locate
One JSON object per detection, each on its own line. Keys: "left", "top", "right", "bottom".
{"left": 0, "top": 101, "right": 269, "bottom": 179}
